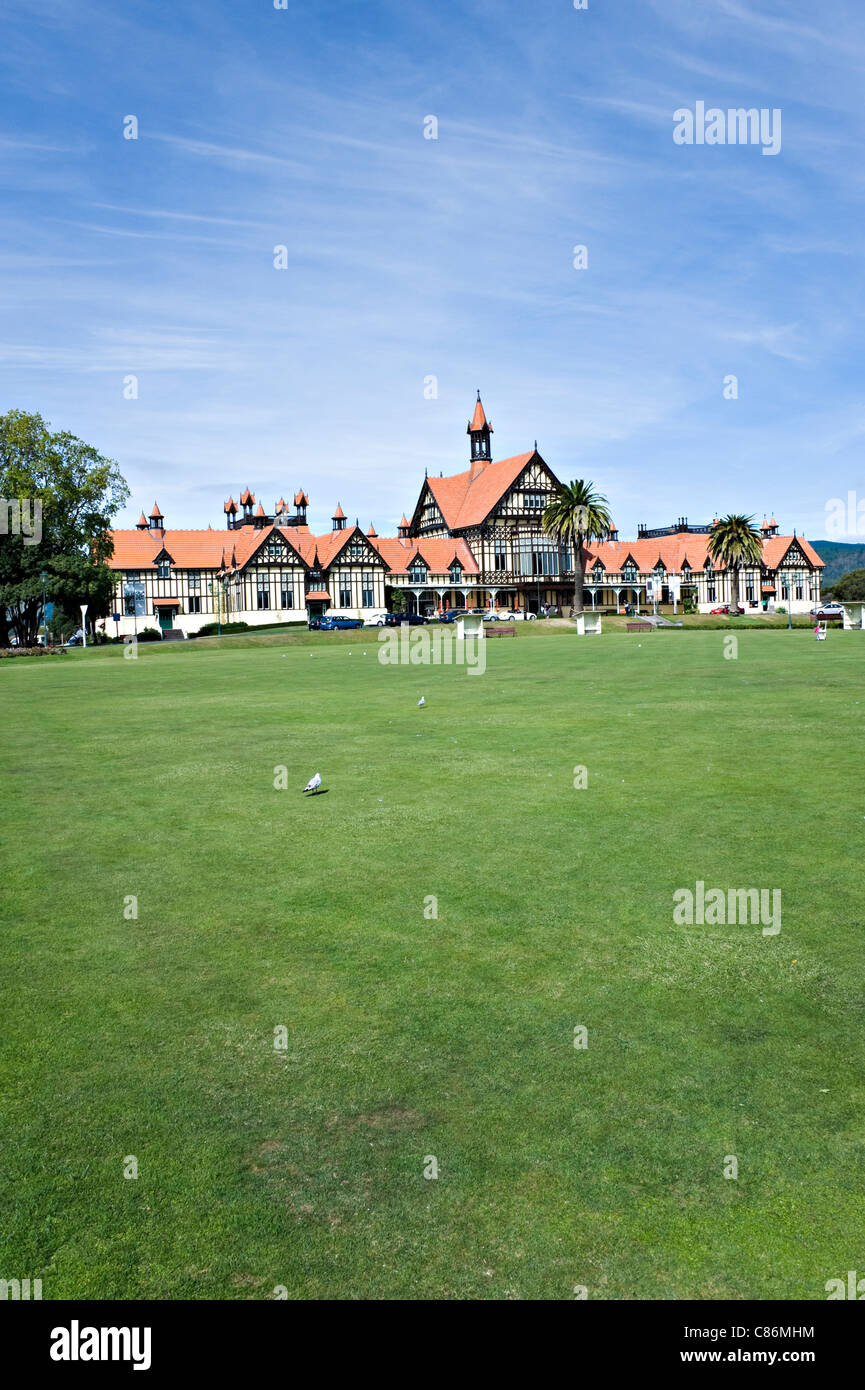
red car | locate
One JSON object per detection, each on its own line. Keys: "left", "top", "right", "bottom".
{"left": 710, "top": 604, "right": 745, "bottom": 615}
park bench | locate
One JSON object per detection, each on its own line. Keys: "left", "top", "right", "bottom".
{"left": 487, "top": 625, "right": 516, "bottom": 637}
{"left": 626, "top": 622, "right": 652, "bottom": 632}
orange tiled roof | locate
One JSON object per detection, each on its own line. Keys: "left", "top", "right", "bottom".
{"left": 370, "top": 536, "right": 478, "bottom": 576}
{"left": 469, "top": 393, "right": 491, "bottom": 433}
{"left": 306, "top": 589, "right": 331, "bottom": 600}
{"left": 150, "top": 502, "right": 162, "bottom": 517}
{"left": 425, "top": 451, "right": 534, "bottom": 530}
{"left": 584, "top": 533, "right": 824, "bottom": 573}
{"left": 224, "top": 497, "right": 237, "bottom": 513}
{"left": 137, "top": 512, "right": 148, "bottom": 527}
{"left": 762, "top": 534, "right": 823, "bottom": 568}
{"left": 332, "top": 503, "right": 345, "bottom": 519}
{"left": 294, "top": 489, "right": 308, "bottom": 506}
{"left": 240, "top": 488, "right": 254, "bottom": 506}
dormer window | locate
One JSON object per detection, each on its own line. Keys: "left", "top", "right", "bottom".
{"left": 408, "top": 560, "right": 428, "bottom": 584}
{"left": 449, "top": 562, "right": 462, "bottom": 583}
{"left": 157, "top": 560, "right": 171, "bottom": 580}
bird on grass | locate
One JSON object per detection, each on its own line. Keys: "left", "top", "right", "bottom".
{"left": 417, "top": 696, "right": 425, "bottom": 707}
{"left": 303, "top": 773, "right": 322, "bottom": 794}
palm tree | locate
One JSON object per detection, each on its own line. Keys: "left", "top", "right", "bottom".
{"left": 707, "top": 514, "right": 763, "bottom": 613}
{"left": 542, "top": 480, "right": 613, "bottom": 615}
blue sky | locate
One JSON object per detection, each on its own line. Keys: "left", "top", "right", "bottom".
{"left": 2, "top": 0, "right": 864, "bottom": 540}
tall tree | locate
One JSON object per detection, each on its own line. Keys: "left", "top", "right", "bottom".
{"left": 0, "top": 410, "right": 129, "bottom": 645}
{"left": 707, "top": 514, "right": 763, "bottom": 614}
{"left": 542, "top": 480, "right": 613, "bottom": 615}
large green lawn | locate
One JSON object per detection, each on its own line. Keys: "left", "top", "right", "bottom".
{"left": 2, "top": 628, "right": 863, "bottom": 1300}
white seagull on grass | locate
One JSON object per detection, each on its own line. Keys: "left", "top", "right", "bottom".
{"left": 303, "top": 773, "right": 322, "bottom": 794}
{"left": 417, "top": 696, "right": 425, "bottom": 707}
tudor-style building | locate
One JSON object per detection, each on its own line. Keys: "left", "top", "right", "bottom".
{"left": 582, "top": 516, "right": 824, "bottom": 615}
{"left": 104, "top": 394, "right": 823, "bottom": 635}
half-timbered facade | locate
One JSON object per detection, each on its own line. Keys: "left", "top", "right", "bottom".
{"left": 104, "top": 394, "right": 823, "bottom": 635}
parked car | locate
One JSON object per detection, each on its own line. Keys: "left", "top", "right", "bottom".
{"left": 383, "top": 611, "right": 427, "bottom": 626}
{"left": 307, "top": 616, "right": 323, "bottom": 630}
{"left": 483, "top": 610, "right": 513, "bottom": 622}
{"left": 333, "top": 616, "right": 363, "bottom": 629}
{"left": 362, "top": 611, "right": 388, "bottom": 627}
{"left": 511, "top": 611, "right": 537, "bottom": 621}
{"left": 710, "top": 604, "right": 745, "bottom": 615}
{"left": 811, "top": 602, "right": 844, "bottom": 621}
{"left": 439, "top": 609, "right": 466, "bottom": 623}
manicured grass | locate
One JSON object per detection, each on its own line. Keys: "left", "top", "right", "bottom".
{"left": 1, "top": 629, "right": 863, "bottom": 1300}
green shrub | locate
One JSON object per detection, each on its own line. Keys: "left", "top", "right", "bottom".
{"left": 194, "top": 621, "right": 251, "bottom": 637}
{"left": 137, "top": 627, "right": 163, "bottom": 642}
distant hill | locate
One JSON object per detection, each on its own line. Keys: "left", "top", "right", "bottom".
{"left": 809, "top": 540, "right": 865, "bottom": 586}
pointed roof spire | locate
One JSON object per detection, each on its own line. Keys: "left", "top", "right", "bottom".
{"left": 294, "top": 489, "right": 308, "bottom": 507}
{"left": 469, "top": 391, "right": 491, "bottom": 434}
{"left": 150, "top": 501, "right": 162, "bottom": 518}
{"left": 137, "top": 511, "right": 148, "bottom": 528}
{"left": 224, "top": 496, "right": 237, "bottom": 514}
{"left": 255, "top": 502, "right": 266, "bottom": 517}
{"left": 367, "top": 522, "right": 378, "bottom": 537}
{"left": 333, "top": 503, "right": 345, "bottom": 519}
{"left": 399, "top": 514, "right": 409, "bottom": 528}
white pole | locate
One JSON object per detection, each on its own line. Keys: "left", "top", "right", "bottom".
{"left": 80, "top": 604, "right": 88, "bottom": 649}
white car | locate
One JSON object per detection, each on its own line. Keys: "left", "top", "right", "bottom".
{"left": 510, "top": 611, "right": 537, "bottom": 621}
{"left": 812, "top": 602, "right": 844, "bottom": 619}
{"left": 362, "top": 611, "right": 389, "bottom": 627}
